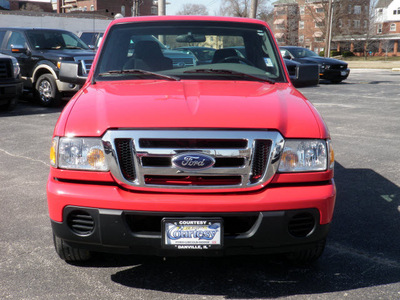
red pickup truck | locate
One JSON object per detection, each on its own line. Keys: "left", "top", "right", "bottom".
{"left": 47, "top": 16, "right": 336, "bottom": 263}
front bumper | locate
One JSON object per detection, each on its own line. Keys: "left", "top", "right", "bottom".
{"left": 56, "top": 79, "right": 81, "bottom": 93}
{"left": 47, "top": 177, "right": 336, "bottom": 256}
{"left": 320, "top": 68, "right": 350, "bottom": 81}
{"left": 51, "top": 207, "right": 331, "bottom": 256}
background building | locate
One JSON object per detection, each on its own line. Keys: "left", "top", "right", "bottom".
{"left": 56, "top": 0, "right": 157, "bottom": 17}
{"left": 373, "top": 0, "right": 400, "bottom": 55}
{"left": 273, "top": 0, "right": 370, "bottom": 55}
{"left": 9, "top": 0, "right": 53, "bottom": 11}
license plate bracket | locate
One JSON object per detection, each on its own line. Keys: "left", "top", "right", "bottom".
{"left": 162, "top": 218, "right": 223, "bottom": 250}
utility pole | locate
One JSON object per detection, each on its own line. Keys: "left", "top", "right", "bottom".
{"left": 158, "top": 0, "right": 166, "bottom": 16}
{"left": 158, "top": 0, "right": 166, "bottom": 44}
{"left": 324, "top": 0, "right": 333, "bottom": 57}
{"left": 250, "top": 0, "right": 258, "bottom": 19}
{"left": 132, "top": 0, "right": 139, "bottom": 16}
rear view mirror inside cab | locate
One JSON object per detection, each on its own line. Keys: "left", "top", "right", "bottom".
{"left": 176, "top": 34, "right": 206, "bottom": 43}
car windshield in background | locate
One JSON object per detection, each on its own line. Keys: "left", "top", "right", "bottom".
{"left": 286, "top": 48, "right": 319, "bottom": 58}
{"left": 95, "top": 21, "right": 284, "bottom": 82}
{"left": 26, "top": 30, "right": 89, "bottom": 50}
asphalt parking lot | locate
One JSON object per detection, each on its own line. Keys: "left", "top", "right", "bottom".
{"left": 1, "top": 69, "right": 400, "bottom": 300}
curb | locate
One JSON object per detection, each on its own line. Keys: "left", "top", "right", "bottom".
{"left": 393, "top": 68, "right": 400, "bottom": 71}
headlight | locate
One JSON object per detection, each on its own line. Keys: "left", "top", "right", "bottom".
{"left": 50, "top": 137, "right": 108, "bottom": 171}
{"left": 322, "top": 64, "right": 331, "bottom": 70}
{"left": 10, "top": 57, "right": 20, "bottom": 78}
{"left": 278, "top": 139, "right": 331, "bottom": 172}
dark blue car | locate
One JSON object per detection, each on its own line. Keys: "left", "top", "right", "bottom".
{"left": 280, "top": 46, "right": 350, "bottom": 83}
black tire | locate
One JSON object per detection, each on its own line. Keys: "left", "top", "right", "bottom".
{"left": 53, "top": 234, "right": 91, "bottom": 262}
{"left": 286, "top": 239, "right": 326, "bottom": 265}
{"left": 0, "top": 97, "right": 18, "bottom": 111}
{"left": 35, "top": 74, "right": 61, "bottom": 107}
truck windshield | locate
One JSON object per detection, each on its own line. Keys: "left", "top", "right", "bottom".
{"left": 285, "top": 47, "right": 319, "bottom": 58}
{"left": 95, "top": 21, "right": 284, "bottom": 82}
{"left": 26, "top": 30, "right": 89, "bottom": 50}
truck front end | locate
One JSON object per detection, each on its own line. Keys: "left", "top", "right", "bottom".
{"left": 47, "top": 16, "right": 335, "bottom": 263}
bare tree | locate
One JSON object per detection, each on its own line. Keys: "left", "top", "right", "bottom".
{"left": 176, "top": 4, "right": 209, "bottom": 16}
{"left": 20, "top": 3, "right": 44, "bottom": 12}
{"left": 258, "top": 7, "right": 274, "bottom": 25}
{"left": 220, "top": 0, "right": 269, "bottom": 18}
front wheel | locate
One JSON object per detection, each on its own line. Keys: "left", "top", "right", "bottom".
{"left": 53, "top": 234, "right": 91, "bottom": 262}
{"left": 35, "top": 74, "right": 61, "bottom": 107}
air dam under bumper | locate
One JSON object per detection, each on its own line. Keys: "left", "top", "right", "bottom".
{"left": 51, "top": 206, "right": 331, "bottom": 256}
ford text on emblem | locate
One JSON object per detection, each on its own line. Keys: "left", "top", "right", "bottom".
{"left": 172, "top": 153, "right": 215, "bottom": 171}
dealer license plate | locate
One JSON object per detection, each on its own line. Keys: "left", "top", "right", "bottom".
{"left": 162, "top": 218, "right": 223, "bottom": 250}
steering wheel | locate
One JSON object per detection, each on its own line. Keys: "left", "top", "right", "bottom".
{"left": 218, "top": 56, "right": 254, "bottom": 66}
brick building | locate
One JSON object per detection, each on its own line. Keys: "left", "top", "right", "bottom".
{"left": 273, "top": 0, "right": 370, "bottom": 54}
{"left": 56, "top": 0, "right": 157, "bottom": 18}
{"left": 9, "top": 0, "right": 53, "bottom": 12}
{"left": 372, "top": 0, "right": 400, "bottom": 55}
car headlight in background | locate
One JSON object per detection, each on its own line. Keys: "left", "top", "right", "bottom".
{"left": 278, "top": 139, "right": 333, "bottom": 172}
{"left": 50, "top": 137, "right": 108, "bottom": 171}
{"left": 10, "top": 57, "right": 20, "bottom": 78}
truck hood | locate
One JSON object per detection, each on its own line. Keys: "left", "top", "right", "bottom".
{"left": 295, "top": 56, "right": 347, "bottom": 66}
{"left": 38, "top": 49, "right": 96, "bottom": 59}
{"left": 62, "top": 80, "right": 326, "bottom": 138}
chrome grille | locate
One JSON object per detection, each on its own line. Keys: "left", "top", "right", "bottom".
{"left": 103, "top": 130, "right": 284, "bottom": 191}
{"left": 80, "top": 59, "right": 93, "bottom": 74}
{"left": 74, "top": 56, "right": 94, "bottom": 75}
{"left": 171, "top": 57, "right": 195, "bottom": 67}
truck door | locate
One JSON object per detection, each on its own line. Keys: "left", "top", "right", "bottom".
{"left": 3, "top": 31, "right": 33, "bottom": 78}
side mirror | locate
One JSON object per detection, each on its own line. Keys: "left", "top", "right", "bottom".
{"left": 59, "top": 62, "right": 87, "bottom": 85}
{"left": 11, "top": 45, "right": 28, "bottom": 54}
{"left": 283, "top": 54, "right": 292, "bottom": 60}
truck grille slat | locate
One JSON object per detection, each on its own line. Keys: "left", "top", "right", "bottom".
{"left": 139, "top": 139, "right": 247, "bottom": 149}
{"left": 251, "top": 140, "right": 272, "bottom": 183}
{"left": 0, "top": 60, "right": 11, "bottom": 78}
{"left": 115, "top": 138, "right": 136, "bottom": 181}
{"left": 144, "top": 175, "right": 242, "bottom": 186}
{"left": 105, "top": 130, "right": 283, "bottom": 190}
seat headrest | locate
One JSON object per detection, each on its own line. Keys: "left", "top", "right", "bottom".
{"left": 135, "top": 40, "right": 163, "bottom": 59}
{"left": 212, "top": 48, "right": 238, "bottom": 63}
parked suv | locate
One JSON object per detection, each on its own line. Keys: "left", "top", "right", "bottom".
{"left": 0, "top": 53, "right": 22, "bottom": 111}
{"left": 0, "top": 28, "right": 95, "bottom": 106}
{"left": 49, "top": 16, "right": 336, "bottom": 263}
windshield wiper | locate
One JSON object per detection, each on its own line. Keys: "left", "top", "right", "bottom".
{"left": 99, "top": 69, "right": 180, "bottom": 81}
{"left": 184, "top": 69, "right": 275, "bottom": 84}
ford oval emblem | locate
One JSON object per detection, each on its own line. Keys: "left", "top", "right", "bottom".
{"left": 172, "top": 153, "right": 215, "bottom": 171}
